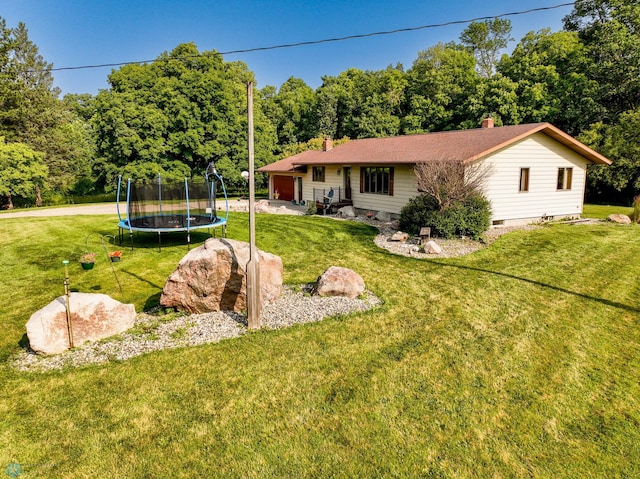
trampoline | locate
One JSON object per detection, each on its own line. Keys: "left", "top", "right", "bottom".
{"left": 117, "top": 162, "right": 228, "bottom": 249}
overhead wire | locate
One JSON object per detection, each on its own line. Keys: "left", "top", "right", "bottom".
{"left": 45, "top": 2, "right": 576, "bottom": 73}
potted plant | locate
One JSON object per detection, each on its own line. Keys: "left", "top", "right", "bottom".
{"left": 79, "top": 252, "right": 96, "bottom": 270}
{"left": 274, "top": 189, "right": 280, "bottom": 200}
{"left": 109, "top": 251, "right": 123, "bottom": 262}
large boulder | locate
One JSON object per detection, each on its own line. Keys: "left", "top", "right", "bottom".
{"left": 336, "top": 206, "right": 356, "bottom": 218}
{"left": 375, "top": 210, "right": 391, "bottom": 222}
{"left": 255, "top": 199, "right": 272, "bottom": 213}
{"left": 423, "top": 240, "right": 443, "bottom": 254}
{"left": 316, "top": 266, "right": 365, "bottom": 299}
{"left": 390, "top": 231, "right": 409, "bottom": 242}
{"left": 608, "top": 214, "right": 632, "bottom": 224}
{"left": 26, "top": 293, "right": 136, "bottom": 355}
{"left": 160, "top": 238, "right": 283, "bottom": 313}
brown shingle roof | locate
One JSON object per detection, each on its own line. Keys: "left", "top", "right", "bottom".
{"left": 258, "top": 123, "right": 611, "bottom": 173}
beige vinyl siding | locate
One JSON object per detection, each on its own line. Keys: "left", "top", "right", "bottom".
{"left": 480, "top": 133, "right": 588, "bottom": 223}
{"left": 300, "top": 165, "right": 342, "bottom": 204}
{"left": 297, "top": 164, "right": 417, "bottom": 213}
{"left": 352, "top": 165, "right": 417, "bottom": 214}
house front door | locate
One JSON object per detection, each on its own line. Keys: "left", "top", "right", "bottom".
{"left": 343, "top": 167, "right": 351, "bottom": 200}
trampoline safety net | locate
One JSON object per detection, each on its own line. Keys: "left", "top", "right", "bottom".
{"left": 127, "top": 177, "right": 217, "bottom": 229}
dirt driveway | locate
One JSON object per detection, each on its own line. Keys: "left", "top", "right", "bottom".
{"left": 0, "top": 199, "right": 306, "bottom": 218}
{"left": 0, "top": 203, "right": 123, "bottom": 218}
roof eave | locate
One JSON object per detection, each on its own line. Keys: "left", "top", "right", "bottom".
{"left": 463, "top": 123, "right": 612, "bottom": 165}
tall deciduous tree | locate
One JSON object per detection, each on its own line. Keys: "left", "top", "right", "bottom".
{"left": 0, "top": 21, "right": 60, "bottom": 144}
{"left": 497, "top": 29, "right": 602, "bottom": 134}
{"left": 0, "top": 138, "right": 48, "bottom": 209}
{"left": 563, "top": 0, "right": 640, "bottom": 203}
{"left": 580, "top": 109, "right": 640, "bottom": 202}
{"left": 403, "top": 43, "right": 478, "bottom": 133}
{"left": 312, "top": 66, "right": 406, "bottom": 140}
{"left": 460, "top": 19, "right": 513, "bottom": 77}
{"left": 0, "top": 18, "right": 94, "bottom": 201}
{"left": 462, "top": 74, "right": 520, "bottom": 128}
{"left": 261, "top": 77, "right": 316, "bottom": 146}
{"left": 93, "top": 43, "right": 276, "bottom": 191}
{"left": 564, "top": 0, "right": 640, "bottom": 117}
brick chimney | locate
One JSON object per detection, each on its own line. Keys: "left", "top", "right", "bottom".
{"left": 322, "top": 137, "right": 333, "bottom": 151}
{"left": 481, "top": 118, "right": 495, "bottom": 129}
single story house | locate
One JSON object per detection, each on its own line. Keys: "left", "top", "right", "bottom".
{"left": 258, "top": 119, "right": 611, "bottom": 226}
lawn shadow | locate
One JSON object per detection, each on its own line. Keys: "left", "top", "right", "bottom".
{"left": 431, "top": 261, "right": 640, "bottom": 314}
{"left": 118, "top": 230, "right": 212, "bottom": 251}
{"left": 120, "top": 270, "right": 163, "bottom": 290}
{"left": 144, "top": 292, "right": 162, "bottom": 311}
{"left": 118, "top": 270, "right": 164, "bottom": 310}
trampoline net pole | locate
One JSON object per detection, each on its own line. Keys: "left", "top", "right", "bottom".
{"left": 158, "top": 173, "right": 162, "bottom": 217}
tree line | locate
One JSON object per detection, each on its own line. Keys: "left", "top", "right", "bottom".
{"left": 1, "top": 0, "right": 638, "bottom": 208}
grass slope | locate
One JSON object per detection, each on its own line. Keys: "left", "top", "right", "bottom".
{"left": 0, "top": 212, "right": 638, "bottom": 478}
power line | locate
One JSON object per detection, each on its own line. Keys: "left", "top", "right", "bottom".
{"left": 48, "top": 2, "right": 575, "bottom": 73}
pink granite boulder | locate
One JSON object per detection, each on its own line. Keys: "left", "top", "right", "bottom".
{"left": 160, "top": 238, "right": 283, "bottom": 313}
{"left": 26, "top": 293, "right": 136, "bottom": 355}
{"left": 316, "top": 266, "right": 365, "bottom": 299}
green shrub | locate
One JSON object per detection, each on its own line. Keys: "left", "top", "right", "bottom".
{"left": 398, "top": 194, "right": 439, "bottom": 235}
{"left": 71, "top": 193, "right": 117, "bottom": 204}
{"left": 41, "top": 191, "right": 70, "bottom": 206}
{"left": 400, "top": 194, "right": 491, "bottom": 239}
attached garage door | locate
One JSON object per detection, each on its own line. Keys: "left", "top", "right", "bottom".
{"left": 273, "top": 175, "right": 295, "bottom": 201}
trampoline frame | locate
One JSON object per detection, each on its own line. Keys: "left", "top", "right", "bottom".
{"left": 117, "top": 163, "right": 229, "bottom": 249}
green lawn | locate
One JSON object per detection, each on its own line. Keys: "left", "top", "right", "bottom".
{"left": 0, "top": 212, "right": 638, "bottom": 478}
{"left": 583, "top": 203, "right": 633, "bottom": 219}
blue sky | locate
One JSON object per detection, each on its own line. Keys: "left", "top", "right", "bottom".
{"left": 3, "top": 0, "right": 574, "bottom": 95}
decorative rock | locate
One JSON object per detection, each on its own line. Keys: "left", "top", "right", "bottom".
{"left": 160, "top": 238, "right": 283, "bottom": 313}
{"left": 316, "top": 266, "right": 365, "bottom": 299}
{"left": 337, "top": 206, "right": 356, "bottom": 217}
{"left": 423, "top": 240, "right": 443, "bottom": 254}
{"left": 375, "top": 210, "right": 391, "bottom": 222}
{"left": 390, "top": 231, "right": 409, "bottom": 242}
{"left": 255, "top": 199, "right": 272, "bottom": 213}
{"left": 608, "top": 214, "right": 632, "bottom": 224}
{"left": 26, "top": 293, "right": 136, "bottom": 355}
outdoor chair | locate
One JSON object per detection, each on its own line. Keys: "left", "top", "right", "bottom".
{"left": 323, "top": 188, "right": 335, "bottom": 214}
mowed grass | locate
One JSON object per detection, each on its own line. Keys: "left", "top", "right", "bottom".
{"left": 0, "top": 211, "right": 639, "bottom": 478}
{"left": 583, "top": 203, "right": 633, "bottom": 219}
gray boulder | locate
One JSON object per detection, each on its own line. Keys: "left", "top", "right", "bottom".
{"left": 26, "top": 293, "right": 136, "bottom": 355}
{"left": 160, "top": 238, "right": 283, "bottom": 313}
{"left": 423, "top": 240, "right": 443, "bottom": 254}
{"left": 337, "top": 206, "right": 356, "bottom": 218}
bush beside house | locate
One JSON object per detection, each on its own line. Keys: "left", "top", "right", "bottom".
{"left": 399, "top": 193, "right": 491, "bottom": 239}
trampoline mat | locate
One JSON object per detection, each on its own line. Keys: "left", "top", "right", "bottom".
{"left": 128, "top": 214, "right": 218, "bottom": 230}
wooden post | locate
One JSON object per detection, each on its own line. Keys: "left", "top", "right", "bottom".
{"left": 62, "top": 260, "right": 74, "bottom": 349}
{"left": 246, "top": 81, "right": 261, "bottom": 329}
{"left": 419, "top": 227, "right": 431, "bottom": 246}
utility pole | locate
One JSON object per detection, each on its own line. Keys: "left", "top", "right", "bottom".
{"left": 246, "top": 81, "right": 261, "bottom": 329}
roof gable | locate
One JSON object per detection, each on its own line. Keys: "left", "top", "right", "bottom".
{"left": 257, "top": 123, "right": 611, "bottom": 173}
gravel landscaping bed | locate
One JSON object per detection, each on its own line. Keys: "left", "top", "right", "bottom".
{"left": 348, "top": 216, "right": 543, "bottom": 258}
{"left": 11, "top": 286, "right": 382, "bottom": 372}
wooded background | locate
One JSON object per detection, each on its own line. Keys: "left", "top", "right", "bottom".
{"left": 1, "top": 0, "right": 638, "bottom": 207}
